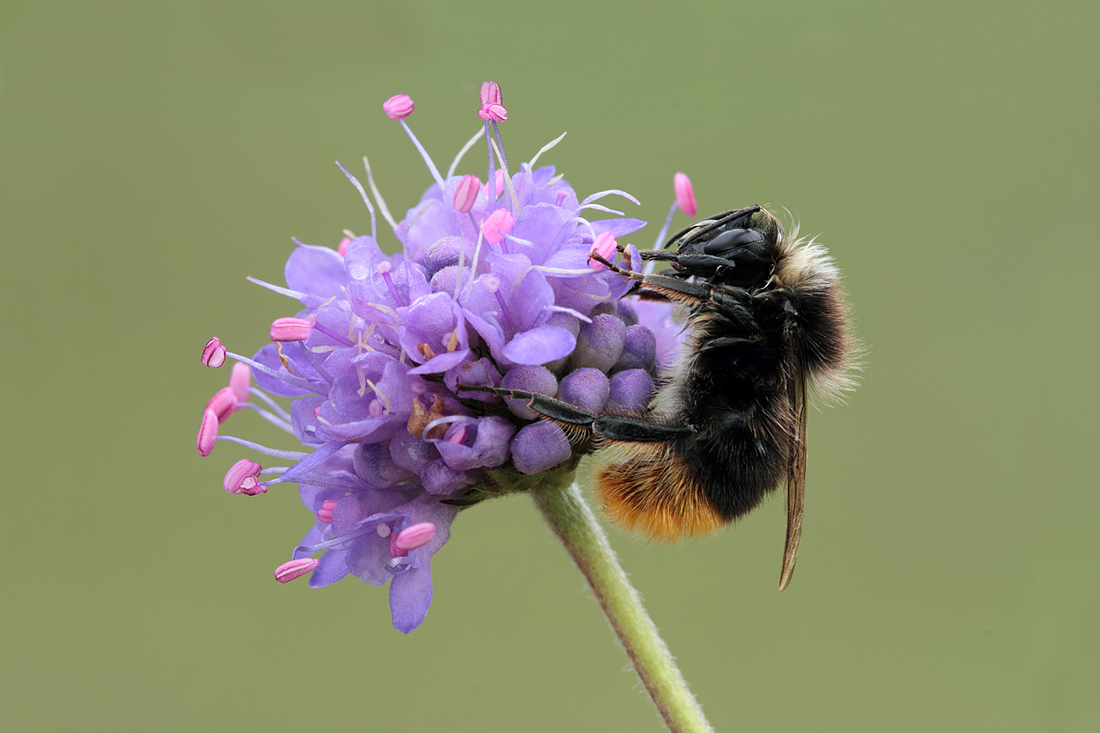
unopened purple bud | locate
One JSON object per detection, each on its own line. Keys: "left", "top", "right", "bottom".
{"left": 674, "top": 172, "right": 697, "bottom": 217}
{"left": 274, "top": 558, "right": 318, "bottom": 583}
{"left": 616, "top": 300, "right": 639, "bottom": 326}
{"left": 501, "top": 365, "right": 558, "bottom": 420}
{"left": 201, "top": 337, "right": 226, "bottom": 367}
{"left": 559, "top": 368, "right": 610, "bottom": 413}
{"left": 270, "top": 317, "right": 313, "bottom": 342}
{"left": 453, "top": 174, "right": 480, "bottom": 213}
{"left": 355, "top": 441, "right": 415, "bottom": 486}
{"left": 383, "top": 93, "right": 415, "bottom": 120}
{"left": 607, "top": 369, "right": 655, "bottom": 414}
{"left": 511, "top": 421, "right": 571, "bottom": 475}
{"left": 571, "top": 314, "right": 626, "bottom": 372}
{"left": 614, "top": 324, "right": 658, "bottom": 372}
{"left": 223, "top": 458, "right": 262, "bottom": 494}
{"left": 424, "top": 236, "right": 476, "bottom": 275}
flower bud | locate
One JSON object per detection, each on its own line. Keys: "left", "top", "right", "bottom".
{"left": 501, "top": 365, "right": 558, "bottom": 420}
{"left": 511, "top": 422, "right": 571, "bottom": 475}
{"left": 613, "top": 325, "right": 658, "bottom": 373}
{"left": 607, "top": 369, "right": 655, "bottom": 414}
{"left": 559, "top": 368, "right": 610, "bottom": 413}
{"left": 571, "top": 314, "right": 626, "bottom": 372}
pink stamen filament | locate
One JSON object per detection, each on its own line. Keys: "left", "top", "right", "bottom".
{"left": 215, "top": 435, "right": 309, "bottom": 461}
{"left": 398, "top": 119, "right": 445, "bottom": 189}
{"left": 224, "top": 351, "right": 324, "bottom": 393}
{"left": 334, "top": 162, "right": 378, "bottom": 241}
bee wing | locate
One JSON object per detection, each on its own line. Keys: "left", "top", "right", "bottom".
{"left": 778, "top": 341, "right": 808, "bottom": 591}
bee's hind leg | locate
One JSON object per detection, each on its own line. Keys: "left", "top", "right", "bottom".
{"left": 460, "top": 385, "right": 693, "bottom": 447}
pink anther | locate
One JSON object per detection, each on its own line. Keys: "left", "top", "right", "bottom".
{"left": 316, "top": 499, "right": 339, "bottom": 524}
{"left": 453, "top": 174, "right": 480, "bottom": 213}
{"left": 238, "top": 475, "right": 266, "bottom": 496}
{"left": 478, "top": 82, "right": 507, "bottom": 122}
{"left": 196, "top": 409, "right": 218, "bottom": 457}
{"left": 481, "top": 208, "right": 514, "bottom": 245}
{"left": 201, "top": 337, "right": 226, "bottom": 368}
{"left": 270, "top": 317, "right": 314, "bottom": 342}
{"left": 205, "top": 386, "right": 239, "bottom": 424}
{"left": 224, "top": 458, "right": 262, "bottom": 494}
{"left": 446, "top": 424, "right": 468, "bottom": 444}
{"left": 394, "top": 522, "right": 438, "bottom": 552}
{"left": 588, "top": 232, "right": 618, "bottom": 269}
{"left": 274, "top": 558, "right": 319, "bottom": 583}
{"left": 383, "top": 94, "right": 415, "bottom": 120}
{"left": 229, "top": 362, "right": 251, "bottom": 405}
{"left": 337, "top": 237, "right": 351, "bottom": 257}
{"left": 674, "top": 172, "right": 697, "bottom": 217}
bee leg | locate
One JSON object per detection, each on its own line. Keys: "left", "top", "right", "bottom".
{"left": 590, "top": 252, "right": 716, "bottom": 306}
{"left": 457, "top": 386, "right": 599, "bottom": 444}
{"left": 591, "top": 415, "right": 693, "bottom": 443}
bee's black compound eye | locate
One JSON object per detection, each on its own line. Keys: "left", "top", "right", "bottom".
{"left": 703, "top": 228, "right": 765, "bottom": 255}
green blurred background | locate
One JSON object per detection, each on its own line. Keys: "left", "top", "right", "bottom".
{"left": 2, "top": 1, "right": 1097, "bottom": 730}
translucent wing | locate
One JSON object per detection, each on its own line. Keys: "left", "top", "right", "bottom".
{"left": 778, "top": 340, "right": 808, "bottom": 591}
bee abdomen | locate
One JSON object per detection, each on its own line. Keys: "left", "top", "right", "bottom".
{"left": 594, "top": 443, "right": 725, "bottom": 540}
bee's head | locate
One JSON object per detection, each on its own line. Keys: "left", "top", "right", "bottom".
{"left": 673, "top": 206, "right": 783, "bottom": 289}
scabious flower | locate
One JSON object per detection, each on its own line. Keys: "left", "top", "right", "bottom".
{"left": 196, "top": 83, "right": 698, "bottom": 633}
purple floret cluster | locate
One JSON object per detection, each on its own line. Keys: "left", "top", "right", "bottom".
{"left": 196, "top": 83, "right": 692, "bottom": 633}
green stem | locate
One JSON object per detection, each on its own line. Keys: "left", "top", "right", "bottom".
{"left": 532, "top": 479, "right": 714, "bottom": 733}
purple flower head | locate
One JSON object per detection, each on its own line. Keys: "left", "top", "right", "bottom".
{"left": 195, "top": 83, "right": 699, "bottom": 633}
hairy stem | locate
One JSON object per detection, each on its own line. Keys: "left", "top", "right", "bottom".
{"left": 533, "top": 479, "right": 714, "bottom": 733}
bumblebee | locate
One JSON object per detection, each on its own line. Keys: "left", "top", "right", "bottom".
{"left": 491, "top": 205, "right": 855, "bottom": 589}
